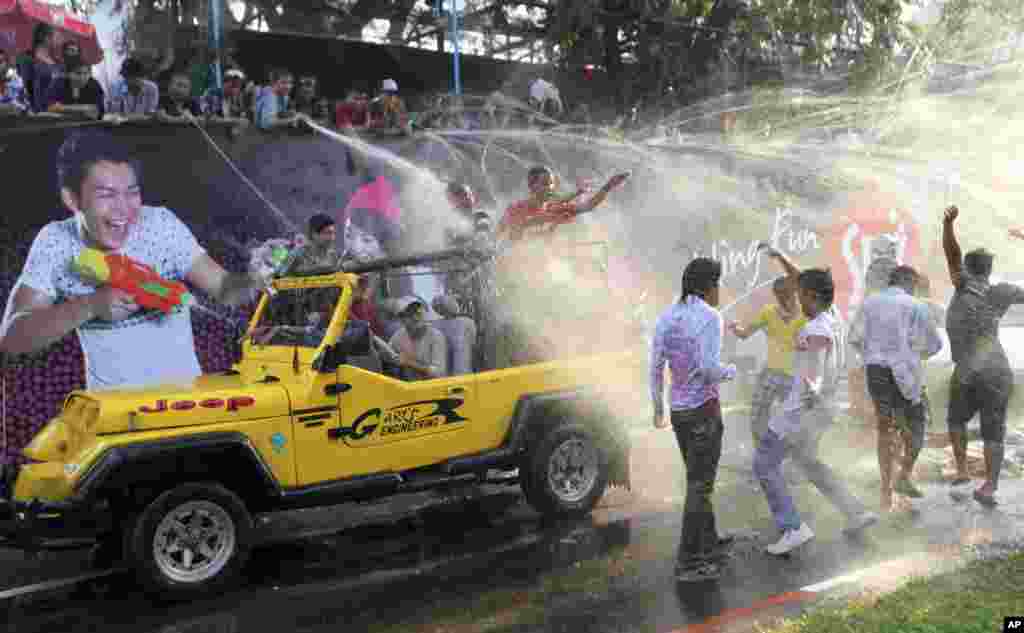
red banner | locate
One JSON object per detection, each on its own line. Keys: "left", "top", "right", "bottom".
{"left": 0, "top": 0, "right": 103, "bottom": 65}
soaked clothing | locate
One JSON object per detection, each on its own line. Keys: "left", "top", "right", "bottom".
{"left": 946, "top": 272, "right": 1024, "bottom": 378}
{"left": 649, "top": 296, "right": 737, "bottom": 418}
{"left": 867, "top": 364, "right": 928, "bottom": 444}
{"left": 947, "top": 365, "right": 1012, "bottom": 442}
{"left": 756, "top": 310, "right": 867, "bottom": 533}
{"left": 852, "top": 286, "right": 943, "bottom": 405}
{"left": 768, "top": 310, "right": 840, "bottom": 439}
{"left": 750, "top": 368, "right": 794, "bottom": 445}
{"left": 672, "top": 400, "right": 725, "bottom": 569}
{"left": 748, "top": 304, "right": 806, "bottom": 375}
{"left": 498, "top": 197, "right": 579, "bottom": 243}
{"left": 755, "top": 418, "right": 867, "bottom": 533}
{"left": 945, "top": 271, "right": 1024, "bottom": 443}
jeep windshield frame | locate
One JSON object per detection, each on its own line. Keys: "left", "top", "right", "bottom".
{"left": 241, "top": 273, "right": 355, "bottom": 367}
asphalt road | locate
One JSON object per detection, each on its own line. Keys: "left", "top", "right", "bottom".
{"left": 2, "top": 470, "right": 1022, "bottom": 633}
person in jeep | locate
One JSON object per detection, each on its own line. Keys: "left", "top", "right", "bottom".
{"left": 0, "top": 129, "right": 269, "bottom": 389}
{"left": 380, "top": 298, "right": 447, "bottom": 381}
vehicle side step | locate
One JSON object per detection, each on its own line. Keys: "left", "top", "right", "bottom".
{"left": 398, "top": 472, "right": 477, "bottom": 494}
{"left": 441, "top": 447, "right": 518, "bottom": 475}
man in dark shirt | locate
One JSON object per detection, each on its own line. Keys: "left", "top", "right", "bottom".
{"left": 156, "top": 72, "right": 202, "bottom": 123}
{"left": 942, "top": 205, "right": 1024, "bottom": 507}
{"left": 46, "top": 60, "right": 105, "bottom": 119}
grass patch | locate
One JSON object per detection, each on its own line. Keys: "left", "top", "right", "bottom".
{"left": 756, "top": 551, "right": 1024, "bottom": 633}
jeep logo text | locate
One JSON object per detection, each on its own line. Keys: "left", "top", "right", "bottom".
{"left": 139, "top": 396, "right": 256, "bottom": 413}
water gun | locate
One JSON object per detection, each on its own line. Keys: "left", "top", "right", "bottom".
{"left": 71, "top": 248, "right": 193, "bottom": 315}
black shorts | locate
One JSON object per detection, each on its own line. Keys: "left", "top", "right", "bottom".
{"left": 866, "top": 365, "right": 928, "bottom": 435}
{"left": 947, "top": 367, "right": 1013, "bottom": 443}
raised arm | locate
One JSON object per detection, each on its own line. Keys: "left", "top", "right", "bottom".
{"left": 942, "top": 205, "right": 963, "bottom": 287}
{"left": 758, "top": 242, "right": 800, "bottom": 284}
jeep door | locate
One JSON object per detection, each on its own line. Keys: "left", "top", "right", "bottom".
{"left": 298, "top": 371, "right": 480, "bottom": 485}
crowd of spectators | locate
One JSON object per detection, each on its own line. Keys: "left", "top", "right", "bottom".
{"left": 1, "top": 23, "right": 608, "bottom": 139}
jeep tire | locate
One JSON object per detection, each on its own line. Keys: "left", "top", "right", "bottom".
{"left": 125, "top": 482, "right": 253, "bottom": 600}
{"left": 521, "top": 423, "right": 608, "bottom": 517}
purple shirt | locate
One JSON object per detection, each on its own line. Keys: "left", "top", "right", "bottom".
{"left": 649, "top": 296, "right": 737, "bottom": 416}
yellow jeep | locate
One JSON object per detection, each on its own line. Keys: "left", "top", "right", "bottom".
{"left": 0, "top": 249, "right": 640, "bottom": 599}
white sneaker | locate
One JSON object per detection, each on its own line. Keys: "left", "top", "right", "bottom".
{"left": 765, "top": 523, "right": 814, "bottom": 555}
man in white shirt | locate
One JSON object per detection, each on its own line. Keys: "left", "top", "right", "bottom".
{"left": 849, "top": 266, "right": 943, "bottom": 512}
{"left": 528, "top": 77, "right": 563, "bottom": 117}
{"left": 0, "top": 129, "right": 269, "bottom": 389}
{"left": 753, "top": 244, "right": 878, "bottom": 555}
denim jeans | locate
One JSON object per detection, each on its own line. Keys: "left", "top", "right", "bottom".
{"left": 754, "top": 413, "right": 867, "bottom": 533}
{"left": 672, "top": 399, "right": 724, "bottom": 568}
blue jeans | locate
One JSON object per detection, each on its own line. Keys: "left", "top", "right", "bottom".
{"left": 754, "top": 418, "right": 867, "bottom": 533}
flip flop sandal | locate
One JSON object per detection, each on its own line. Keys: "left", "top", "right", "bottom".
{"left": 972, "top": 489, "right": 998, "bottom": 508}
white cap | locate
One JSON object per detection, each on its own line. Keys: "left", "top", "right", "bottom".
{"left": 394, "top": 295, "right": 425, "bottom": 315}
{"left": 224, "top": 69, "right": 245, "bottom": 80}
{"left": 381, "top": 78, "right": 398, "bottom": 93}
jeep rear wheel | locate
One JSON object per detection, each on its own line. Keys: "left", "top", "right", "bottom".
{"left": 126, "top": 482, "right": 253, "bottom": 600}
{"left": 522, "top": 424, "right": 608, "bottom": 517}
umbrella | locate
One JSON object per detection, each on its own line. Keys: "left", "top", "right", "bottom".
{"left": 0, "top": 0, "right": 103, "bottom": 65}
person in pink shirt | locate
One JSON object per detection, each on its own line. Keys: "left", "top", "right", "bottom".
{"left": 650, "top": 257, "right": 737, "bottom": 583}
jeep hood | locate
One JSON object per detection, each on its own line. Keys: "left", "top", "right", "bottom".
{"left": 68, "top": 374, "right": 291, "bottom": 434}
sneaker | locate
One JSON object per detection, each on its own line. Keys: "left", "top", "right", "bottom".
{"left": 675, "top": 561, "right": 721, "bottom": 582}
{"left": 842, "top": 511, "right": 879, "bottom": 536}
{"left": 765, "top": 523, "right": 814, "bottom": 555}
{"left": 893, "top": 478, "right": 924, "bottom": 499}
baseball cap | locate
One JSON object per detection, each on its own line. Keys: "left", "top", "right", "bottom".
{"left": 395, "top": 296, "right": 425, "bottom": 316}
{"left": 381, "top": 78, "right": 399, "bottom": 93}
{"left": 224, "top": 68, "right": 245, "bottom": 80}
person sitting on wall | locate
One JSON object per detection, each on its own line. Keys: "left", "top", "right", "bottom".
{"left": 335, "top": 89, "right": 371, "bottom": 133}
{"left": 106, "top": 57, "right": 160, "bottom": 120}
{"left": 0, "top": 49, "right": 29, "bottom": 117}
{"left": 368, "top": 79, "right": 410, "bottom": 136}
{"left": 18, "top": 24, "right": 61, "bottom": 114}
{"left": 293, "top": 74, "right": 320, "bottom": 118}
{"left": 201, "top": 68, "right": 250, "bottom": 132}
{"left": 0, "top": 129, "right": 270, "bottom": 390}
{"left": 46, "top": 59, "right": 105, "bottom": 121}
{"left": 254, "top": 68, "right": 303, "bottom": 132}
{"left": 156, "top": 72, "right": 203, "bottom": 124}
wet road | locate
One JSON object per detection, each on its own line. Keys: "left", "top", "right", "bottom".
{"left": 4, "top": 472, "right": 1021, "bottom": 633}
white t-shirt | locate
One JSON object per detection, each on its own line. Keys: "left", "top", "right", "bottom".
{"left": 14, "top": 206, "right": 207, "bottom": 390}
{"left": 769, "top": 309, "right": 839, "bottom": 438}
{"left": 528, "top": 79, "right": 563, "bottom": 113}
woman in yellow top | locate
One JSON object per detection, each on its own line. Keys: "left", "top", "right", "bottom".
{"left": 729, "top": 277, "right": 808, "bottom": 446}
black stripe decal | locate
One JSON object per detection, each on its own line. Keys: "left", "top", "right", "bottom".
{"left": 293, "top": 405, "right": 336, "bottom": 416}
{"left": 299, "top": 413, "right": 332, "bottom": 423}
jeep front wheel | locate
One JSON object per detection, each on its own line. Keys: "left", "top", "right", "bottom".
{"left": 522, "top": 424, "right": 608, "bottom": 517}
{"left": 126, "top": 482, "right": 253, "bottom": 600}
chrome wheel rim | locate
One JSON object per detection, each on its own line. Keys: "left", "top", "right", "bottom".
{"left": 547, "top": 437, "right": 599, "bottom": 504}
{"left": 153, "top": 500, "right": 236, "bottom": 584}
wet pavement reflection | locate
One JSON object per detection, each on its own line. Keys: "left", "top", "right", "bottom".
{"left": 4, "top": 477, "right": 1023, "bottom": 633}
